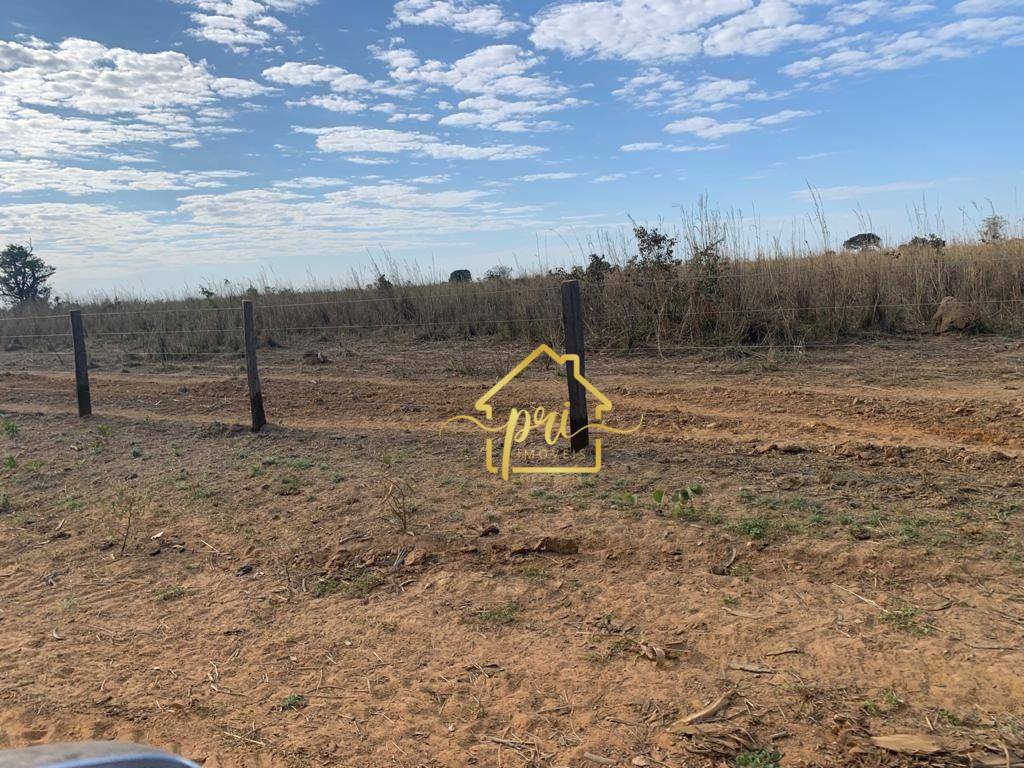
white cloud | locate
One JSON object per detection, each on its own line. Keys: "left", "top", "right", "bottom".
{"left": 531, "top": 0, "right": 748, "bottom": 61}
{"left": 593, "top": 173, "right": 627, "bottom": 182}
{"left": 375, "top": 44, "right": 581, "bottom": 131}
{"left": 781, "top": 15, "right": 1024, "bottom": 77}
{"left": 0, "top": 37, "right": 269, "bottom": 115}
{"left": 438, "top": 94, "right": 582, "bottom": 131}
{"left": 0, "top": 158, "right": 248, "bottom": 196}
{"left": 0, "top": 37, "right": 267, "bottom": 159}
{"left": 392, "top": 0, "right": 527, "bottom": 36}
{"left": 297, "top": 95, "right": 367, "bottom": 112}
{"left": 263, "top": 62, "right": 370, "bottom": 91}
{"left": 614, "top": 69, "right": 770, "bottom": 113}
{"left": 665, "top": 108, "right": 812, "bottom": 139}
{"left": 619, "top": 141, "right": 726, "bottom": 152}
{"left": 827, "top": 0, "right": 934, "bottom": 26}
{"left": 702, "top": 0, "right": 829, "bottom": 55}
{"left": 792, "top": 180, "right": 940, "bottom": 201}
{"left": 797, "top": 150, "right": 843, "bottom": 160}
{"left": 379, "top": 44, "right": 567, "bottom": 98}
{"left": 294, "top": 125, "right": 544, "bottom": 161}
{"left": 516, "top": 172, "right": 580, "bottom": 181}
{"left": 530, "top": 0, "right": 828, "bottom": 61}
{"left": 954, "top": 0, "right": 1024, "bottom": 13}
{"left": 0, "top": 176, "right": 546, "bottom": 281}
{"left": 174, "top": 0, "right": 317, "bottom": 52}
{"left": 274, "top": 176, "right": 349, "bottom": 189}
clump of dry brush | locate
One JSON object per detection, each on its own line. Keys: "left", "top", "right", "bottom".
{"left": 2, "top": 205, "right": 1023, "bottom": 358}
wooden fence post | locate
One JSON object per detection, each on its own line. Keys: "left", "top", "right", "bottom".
{"left": 561, "top": 279, "right": 589, "bottom": 452}
{"left": 242, "top": 300, "right": 266, "bottom": 432}
{"left": 69, "top": 309, "right": 92, "bottom": 418}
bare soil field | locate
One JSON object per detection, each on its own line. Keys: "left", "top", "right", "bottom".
{"left": 1, "top": 336, "right": 1023, "bottom": 768}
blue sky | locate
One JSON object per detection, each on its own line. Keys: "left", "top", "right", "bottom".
{"left": 1, "top": 0, "right": 1022, "bottom": 296}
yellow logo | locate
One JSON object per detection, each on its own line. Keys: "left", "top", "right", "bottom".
{"left": 444, "top": 344, "right": 641, "bottom": 479}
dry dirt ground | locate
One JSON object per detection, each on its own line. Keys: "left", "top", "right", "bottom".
{"left": 1, "top": 335, "right": 1023, "bottom": 768}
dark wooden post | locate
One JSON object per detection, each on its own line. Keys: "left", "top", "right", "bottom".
{"left": 242, "top": 300, "right": 266, "bottom": 432}
{"left": 561, "top": 279, "right": 588, "bottom": 452}
{"left": 69, "top": 309, "right": 92, "bottom": 418}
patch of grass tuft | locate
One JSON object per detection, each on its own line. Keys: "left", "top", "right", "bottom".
{"left": 155, "top": 586, "right": 186, "bottom": 601}
{"left": 881, "top": 603, "right": 932, "bottom": 636}
{"left": 313, "top": 570, "right": 384, "bottom": 599}
{"left": 735, "top": 749, "right": 781, "bottom": 768}
{"left": 474, "top": 601, "right": 519, "bottom": 626}
{"left": 280, "top": 694, "right": 307, "bottom": 711}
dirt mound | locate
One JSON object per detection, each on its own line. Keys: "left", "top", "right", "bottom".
{"left": 932, "top": 296, "right": 980, "bottom": 334}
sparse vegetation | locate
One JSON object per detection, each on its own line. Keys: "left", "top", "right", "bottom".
{"left": 280, "top": 694, "right": 307, "bottom": 711}
{"left": 882, "top": 603, "right": 933, "bottom": 636}
{"left": 474, "top": 601, "right": 519, "bottom": 626}
{"left": 4, "top": 211, "right": 1023, "bottom": 355}
{"left": 313, "top": 570, "right": 384, "bottom": 599}
{"left": 381, "top": 476, "right": 417, "bottom": 533}
{"left": 154, "top": 585, "right": 186, "bottom": 601}
{"left": 735, "top": 749, "right": 782, "bottom": 768}
{"left": 979, "top": 214, "right": 1008, "bottom": 243}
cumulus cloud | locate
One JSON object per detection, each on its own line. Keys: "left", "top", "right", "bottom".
{"left": 664, "top": 108, "right": 812, "bottom": 139}
{"left": 530, "top": 0, "right": 744, "bottom": 61}
{"left": 174, "top": 0, "right": 318, "bottom": 52}
{"left": 781, "top": 15, "right": 1024, "bottom": 76}
{"left": 702, "top": 0, "right": 829, "bottom": 55}
{"left": 296, "top": 95, "right": 367, "bottom": 113}
{"left": 0, "top": 158, "right": 248, "bottom": 196}
{"left": 954, "top": 0, "right": 1024, "bottom": 13}
{"left": 263, "top": 62, "right": 370, "bottom": 91}
{"left": 294, "top": 125, "right": 544, "bottom": 160}
{"left": 438, "top": 94, "right": 582, "bottom": 131}
{"left": 0, "top": 169, "right": 559, "bottom": 284}
{"left": 0, "top": 37, "right": 266, "bottom": 159}
{"left": 530, "top": 0, "right": 828, "bottom": 61}
{"left": 391, "top": 0, "right": 527, "bottom": 36}
{"left": 374, "top": 43, "right": 581, "bottom": 131}
{"left": 0, "top": 37, "right": 269, "bottom": 115}
{"left": 827, "top": 0, "right": 934, "bottom": 26}
{"left": 614, "top": 69, "right": 770, "bottom": 113}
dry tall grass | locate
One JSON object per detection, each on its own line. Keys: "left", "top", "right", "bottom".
{"left": 2, "top": 235, "right": 1023, "bottom": 358}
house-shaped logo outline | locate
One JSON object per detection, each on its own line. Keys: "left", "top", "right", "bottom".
{"left": 474, "top": 343, "right": 612, "bottom": 475}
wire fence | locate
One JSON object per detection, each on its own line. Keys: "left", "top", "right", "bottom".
{"left": 1, "top": 262, "right": 1022, "bottom": 433}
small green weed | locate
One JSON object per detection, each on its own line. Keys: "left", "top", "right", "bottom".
{"left": 274, "top": 475, "right": 302, "bottom": 496}
{"left": 313, "top": 570, "right": 384, "bottom": 598}
{"left": 653, "top": 484, "right": 704, "bottom": 517}
{"left": 475, "top": 601, "right": 519, "bottom": 626}
{"left": 881, "top": 604, "right": 932, "bottom": 636}
{"left": 280, "top": 694, "right": 307, "bottom": 711}
{"left": 735, "top": 749, "right": 781, "bottom": 768}
{"left": 155, "top": 586, "right": 186, "bottom": 601}
{"left": 1, "top": 419, "right": 19, "bottom": 438}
